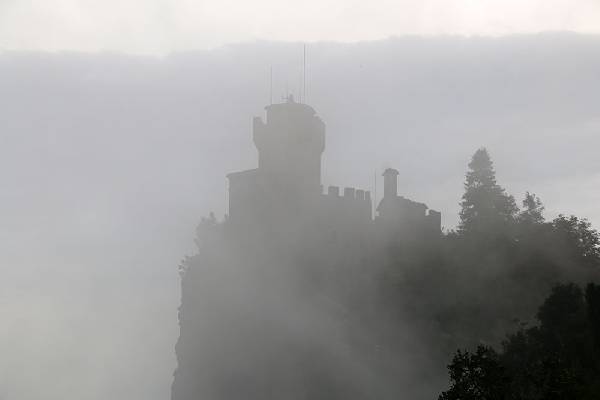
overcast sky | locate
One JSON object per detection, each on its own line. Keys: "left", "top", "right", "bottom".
{"left": 2, "top": 36, "right": 600, "bottom": 399}
{"left": 2, "top": 0, "right": 600, "bottom": 54}
{"left": 2, "top": 2, "right": 600, "bottom": 400}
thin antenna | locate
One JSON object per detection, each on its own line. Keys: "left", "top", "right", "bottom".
{"left": 269, "top": 66, "right": 273, "bottom": 105}
{"left": 374, "top": 170, "right": 377, "bottom": 217}
{"left": 303, "top": 44, "right": 307, "bottom": 104}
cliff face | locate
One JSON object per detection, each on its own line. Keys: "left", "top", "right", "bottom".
{"left": 172, "top": 212, "right": 380, "bottom": 400}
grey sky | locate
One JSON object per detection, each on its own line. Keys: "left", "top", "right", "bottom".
{"left": 2, "top": 0, "right": 600, "bottom": 54}
{"left": 1, "top": 5, "right": 600, "bottom": 398}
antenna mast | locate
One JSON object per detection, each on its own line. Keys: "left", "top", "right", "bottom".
{"left": 270, "top": 66, "right": 273, "bottom": 105}
{"left": 374, "top": 170, "right": 377, "bottom": 218}
{"left": 303, "top": 44, "right": 306, "bottom": 104}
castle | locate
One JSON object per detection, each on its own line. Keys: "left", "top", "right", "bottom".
{"left": 172, "top": 96, "right": 441, "bottom": 400}
{"left": 226, "top": 95, "right": 440, "bottom": 236}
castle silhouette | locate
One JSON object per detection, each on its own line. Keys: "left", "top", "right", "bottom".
{"left": 172, "top": 96, "right": 441, "bottom": 400}
{"left": 226, "top": 95, "right": 440, "bottom": 236}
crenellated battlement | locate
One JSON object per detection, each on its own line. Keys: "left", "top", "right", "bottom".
{"left": 327, "top": 185, "right": 339, "bottom": 197}
{"left": 324, "top": 185, "right": 372, "bottom": 203}
{"left": 319, "top": 185, "right": 373, "bottom": 226}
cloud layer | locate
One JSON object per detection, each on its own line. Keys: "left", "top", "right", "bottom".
{"left": 2, "top": 0, "right": 600, "bottom": 53}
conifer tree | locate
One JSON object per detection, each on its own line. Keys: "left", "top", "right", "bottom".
{"left": 459, "top": 148, "right": 518, "bottom": 233}
{"left": 519, "top": 192, "right": 545, "bottom": 224}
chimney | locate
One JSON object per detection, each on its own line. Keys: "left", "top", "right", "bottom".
{"left": 382, "top": 168, "right": 399, "bottom": 199}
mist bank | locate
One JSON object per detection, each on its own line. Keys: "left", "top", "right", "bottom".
{"left": 3, "top": 33, "right": 600, "bottom": 229}
{"left": 1, "top": 33, "right": 600, "bottom": 400}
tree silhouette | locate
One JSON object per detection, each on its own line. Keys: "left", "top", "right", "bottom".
{"left": 551, "top": 215, "right": 600, "bottom": 267}
{"left": 439, "top": 283, "right": 600, "bottom": 400}
{"left": 519, "top": 192, "right": 545, "bottom": 224}
{"left": 586, "top": 283, "right": 600, "bottom": 348}
{"left": 459, "top": 148, "right": 518, "bottom": 234}
{"left": 438, "top": 346, "right": 508, "bottom": 400}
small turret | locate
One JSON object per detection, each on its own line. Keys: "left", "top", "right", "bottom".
{"left": 382, "top": 168, "right": 399, "bottom": 199}
{"left": 376, "top": 167, "right": 441, "bottom": 236}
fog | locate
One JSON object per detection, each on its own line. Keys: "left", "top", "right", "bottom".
{"left": 1, "top": 33, "right": 600, "bottom": 399}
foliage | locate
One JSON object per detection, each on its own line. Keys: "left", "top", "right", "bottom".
{"left": 439, "top": 283, "right": 600, "bottom": 400}
{"left": 438, "top": 346, "right": 508, "bottom": 400}
{"left": 459, "top": 148, "right": 518, "bottom": 234}
{"left": 551, "top": 215, "right": 600, "bottom": 267}
{"left": 386, "top": 148, "right": 600, "bottom": 398}
{"left": 519, "top": 192, "right": 545, "bottom": 224}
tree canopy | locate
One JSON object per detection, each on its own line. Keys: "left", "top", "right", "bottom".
{"left": 439, "top": 282, "right": 600, "bottom": 400}
{"left": 459, "top": 148, "right": 518, "bottom": 234}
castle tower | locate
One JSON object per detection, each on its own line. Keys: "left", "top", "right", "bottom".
{"left": 382, "top": 168, "right": 399, "bottom": 199}
{"left": 253, "top": 95, "right": 325, "bottom": 193}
